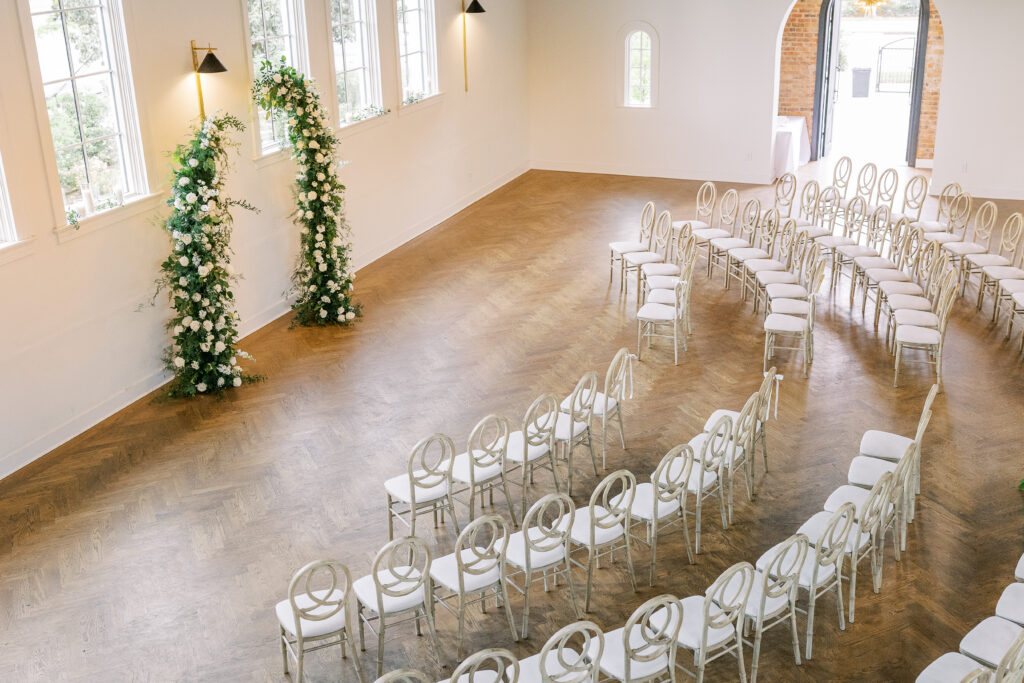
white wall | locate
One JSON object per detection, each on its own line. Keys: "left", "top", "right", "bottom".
{"left": 526, "top": 0, "right": 795, "bottom": 185}
{"left": 930, "top": 0, "right": 1024, "bottom": 200}
{"left": 0, "top": 0, "right": 529, "bottom": 477}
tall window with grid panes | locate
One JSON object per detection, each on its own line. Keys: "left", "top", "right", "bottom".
{"left": 247, "top": 0, "right": 308, "bottom": 151}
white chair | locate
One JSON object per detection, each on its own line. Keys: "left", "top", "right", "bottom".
{"left": 673, "top": 181, "right": 716, "bottom": 233}
{"left": 690, "top": 392, "right": 756, "bottom": 524}
{"left": 744, "top": 534, "right": 809, "bottom": 683}
{"left": 709, "top": 198, "right": 761, "bottom": 283}
{"left": 518, "top": 620, "right": 603, "bottom": 683}
{"left": 743, "top": 219, "right": 801, "bottom": 309}
{"left": 626, "top": 444, "right": 696, "bottom": 585}
{"left": 1008, "top": 291, "right": 1024, "bottom": 355}
{"left": 277, "top": 559, "right": 365, "bottom": 683}
{"left": 703, "top": 368, "right": 777, "bottom": 481}
{"left": 452, "top": 414, "right": 518, "bottom": 525}
{"left": 555, "top": 372, "right": 598, "bottom": 496}
{"left": 591, "top": 594, "right": 683, "bottom": 683}
{"left": 923, "top": 192, "right": 973, "bottom": 246}
{"left": 894, "top": 278, "right": 957, "bottom": 390}
{"left": 672, "top": 562, "right": 755, "bottom": 683}
{"left": 774, "top": 172, "right": 798, "bottom": 218}
{"left": 692, "top": 188, "right": 739, "bottom": 272}
{"left": 355, "top": 536, "right": 441, "bottom": 677}
{"left": 624, "top": 210, "right": 673, "bottom": 304}
{"left": 840, "top": 162, "right": 878, "bottom": 213}
{"left": 506, "top": 393, "right": 560, "bottom": 516}
{"left": 859, "top": 383, "right": 938, "bottom": 499}
{"left": 769, "top": 256, "right": 828, "bottom": 321}
{"left": 997, "top": 583, "right": 1024, "bottom": 627}
{"left": 835, "top": 202, "right": 890, "bottom": 303}
{"left": 1017, "top": 552, "right": 1024, "bottom": 582}
{"left": 572, "top": 348, "right": 632, "bottom": 469}
{"left": 727, "top": 209, "right": 780, "bottom": 295}
{"left": 868, "top": 167, "right": 900, "bottom": 214}
{"left": 794, "top": 180, "right": 820, "bottom": 228}
{"left": 637, "top": 269, "right": 693, "bottom": 365}
{"left": 974, "top": 213, "right": 1024, "bottom": 317}
{"left": 375, "top": 669, "right": 431, "bottom": 683}
{"left": 832, "top": 156, "right": 853, "bottom": 201}
{"left": 920, "top": 629, "right": 1024, "bottom": 681}
{"left": 763, "top": 294, "right": 815, "bottom": 378}
{"left": 689, "top": 414, "right": 731, "bottom": 554}
{"left": 947, "top": 201, "right": 999, "bottom": 290}
{"left": 961, "top": 618, "right": 1024, "bottom": 671}
{"left": 893, "top": 174, "right": 929, "bottom": 224}
{"left": 386, "top": 433, "right": 460, "bottom": 540}
{"left": 641, "top": 224, "right": 693, "bottom": 302}
{"left": 885, "top": 266, "right": 957, "bottom": 353}
{"left": 443, "top": 648, "right": 519, "bottom": 683}
{"left": 504, "top": 493, "right": 580, "bottom": 639}
{"left": 758, "top": 502, "right": 856, "bottom": 659}
{"left": 568, "top": 469, "right": 638, "bottom": 612}
{"left": 912, "top": 181, "right": 963, "bottom": 233}
{"left": 799, "top": 185, "right": 840, "bottom": 240}
{"left": 430, "top": 514, "right": 518, "bottom": 658}
{"left": 609, "top": 201, "right": 656, "bottom": 291}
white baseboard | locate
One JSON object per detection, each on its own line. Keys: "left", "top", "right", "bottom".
{"left": 528, "top": 159, "right": 773, "bottom": 187}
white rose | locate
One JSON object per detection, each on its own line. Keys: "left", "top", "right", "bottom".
{"left": 214, "top": 341, "right": 225, "bottom": 353}
{"left": 272, "top": 74, "right": 282, "bottom": 83}
{"left": 346, "top": 311, "right": 355, "bottom": 320}
{"left": 296, "top": 107, "right": 304, "bottom": 115}
{"left": 189, "top": 320, "right": 201, "bottom": 331}
{"left": 230, "top": 356, "right": 237, "bottom": 366}
{"left": 232, "top": 377, "right": 242, "bottom": 387}
{"left": 200, "top": 343, "right": 210, "bottom": 352}
{"left": 182, "top": 316, "right": 193, "bottom": 326}
{"left": 197, "top": 265, "right": 209, "bottom": 277}
{"left": 216, "top": 377, "right": 225, "bottom": 387}
{"left": 178, "top": 177, "right": 190, "bottom": 186}
{"left": 189, "top": 158, "right": 199, "bottom": 168}
{"left": 178, "top": 277, "right": 188, "bottom": 286}
{"left": 196, "top": 382, "right": 207, "bottom": 392}
{"left": 173, "top": 357, "right": 185, "bottom": 368}
{"left": 191, "top": 361, "right": 199, "bottom": 370}
{"left": 173, "top": 325, "right": 183, "bottom": 335}
{"left": 182, "top": 234, "right": 192, "bottom": 244}
{"left": 200, "top": 204, "right": 209, "bottom": 212}
{"left": 305, "top": 210, "right": 314, "bottom": 220}
{"left": 179, "top": 256, "right": 189, "bottom": 266}
{"left": 319, "top": 309, "right": 327, "bottom": 318}
{"left": 307, "top": 191, "right": 317, "bottom": 200}
{"left": 309, "top": 140, "right": 320, "bottom": 149}
{"left": 186, "top": 193, "right": 198, "bottom": 204}
{"left": 203, "top": 320, "right": 213, "bottom": 332}
{"left": 191, "top": 293, "right": 201, "bottom": 302}
{"left": 318, "top": 263, "right": 327, "bottom": 272}
{"left": 317, "top": 172, "right": 325, "bottom": 181}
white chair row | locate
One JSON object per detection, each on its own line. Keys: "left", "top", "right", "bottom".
{"left": 637, "top": 229, "right": 698, "bottom": 364}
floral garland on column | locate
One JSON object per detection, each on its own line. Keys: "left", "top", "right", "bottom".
{"left": 253, "top": 60, "right": 359, "bottom": 326}
{"left": 157, "top": 114, "right": 258, "bottom": 397}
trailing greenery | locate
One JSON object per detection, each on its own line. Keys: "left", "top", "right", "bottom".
{"left": 253, "top": 59, "right": 359, "bottom": 327}
{"left": 157, "top": 114, "right": 259, "bottom": 397}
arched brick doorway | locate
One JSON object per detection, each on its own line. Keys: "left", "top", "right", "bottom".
{"left": 778, "top": 0, "right": 943, "bottom": 166}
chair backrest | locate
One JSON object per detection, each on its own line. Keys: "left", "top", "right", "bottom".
{"left": 900, "top": 174, "right": 929, "bottom": 222}
{"left": 920, "top": 383, "right": 940, "bottom": 429}
{"left": 774, "top": 173, "right": 797, "bottom": 217}
{"left": 934, "top": 181, "right": 963, "bottom": 222}
{"left": 815, "top": 185, "right": 842, "bottom": 231}
{"left": 755, "top": 534, "right": 809, "bottom": 619}
{"left": 996, "top": 213, "right": 1024, "bottom": 261}
{"left": 695, "top": 181, "right": 717, "bottom": 225}
{"left": 853, "top": 162, "right": 878, "bottom": 202}
{"left": 787, "top": 229, "right": 810, "bottom": 272}
{"left": 896, "top": 225, "right": 925, "bottom": 272}
{"left": 371, "top": 536, "right": 432, "bottom": 611}
{"left": 798, "top": 180, "right": 820, "bottom": 222}
{"left": 889, "top": 445, "right": 916, "bottom": 510}
{"left": 536, "top": 621, "right": 604, "bottom": 683}
{"left": 671, "top": 229, "right": 696, "bottom": 268}
{"left": 773, "top": 218, "right": 797, "bottom": 262}
{"left": 811, "top": 503, "right": 857, "bottom": 580}
{"left": 926, "top": 263, "right": 958, "bottom": 304}
{"left": 719, "top": 188, "right": 739, "bottom": 231}
{"left": 587, "top": 470, "right": 636, "bottom": 543}
{"left": 466, "top": 414, "right": 511, "bottom": 475}
{"left": 875, "top": 167, "right": 899, "bottom": 208}
{"left": 856, "top": 472, "right": 895, "bottom": 543}
{"left": 638, "top": 201, "right": 657, "bottom": 245}
{"left": 740, "top": 198, "right": 762, "bottom": 240}
{"left": 994, "top": 628, "right": 1024, "bottom": 682}
{"left": 652, "top": 444, "right": 696, "bottom": 507}
{"left": 936, "top": 277, "right": 959, "bottom": 336}
{"left": 449, "top": 649, "right": 519, "bottom": 683}
{"left": 970, "top": 200, "right": 999, "bottom": 248}
{"left": 913, "top": 240, "right": 943, "bottom": 285}
{"left": 700, "top": 414, "right": 733, "bottom": 478}
{"left": 521, "top": 493, "right": 575, "bottom": 561}
{"left": 805, "top": 257, "right": 829, "bottom": 298}
{"left": 603, "top": 348, "right": 632, "bottom": 412}
{"left": 651, "top": 210, "right": 672, "bottom": 256}
{"left": 287, "top": 559, "right": 353, "bottom": 639}
{"left": 702, "top": 562, "right": 755, "bottom": 646}
{"left": 833, "top": 156, "right": 853, "bottom": 198}
{"left": 520, "top": 393, "right": 559, "bottom": 458}
{"left": 406, "top": 433, "right": 457, "bottom": 503}
{"left": 755, "top": 208, "right": 781, "bottom": 252}
{"left": 622, "top": 595, "right": 683, "bottom": 680}
{"left": 567, "top": 371, "right": 598, "bottom": 426}
{"left": 673, "top": 272, "right": 692, "bottom": 319}
{"left": 755, "top": 367, "right": 777, "bottom": 426}
{"left": 454, "top": 514, "right": 509, "bottom": 593}
{"left": 844, "top": 195, "right": 869, "bottom": 242}
{"left": 733, "top": 392, "right": 759, "bottom": 461}
{"left": 888, "top": 217, "right": 912, "bottom": 259}
{"left": 375, "top": 669, "right": 432, "bottom": 683}
{"left": 947, "top": 192, "right": 973, "bottom": 232}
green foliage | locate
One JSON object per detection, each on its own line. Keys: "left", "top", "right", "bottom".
{"left": 156, "top": 114, "right": 260, "bottom": 397}
{"left": 350, "top": 104, "right": 390, "bottom": 123}
{"left": 252, "top": 60, "right": 360, "bottom": 327}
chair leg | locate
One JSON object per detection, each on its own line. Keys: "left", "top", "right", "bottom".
{"left": 280, "top": 627, "right": 289, "bottom": 675}
{"left": 849, "top": 552, "right": 858, "bottom": 623}
{"left": 805, "top": 591, "right": 817, "bottom": 660}
{"left": 751, "top": 626, "right": 764, "bottom": 683}
{"left": 375, "top": 622, "right": 386, "bottom": 678}
{"left": 499, "top": 475, "right": 519, "bottom": 527}
{"left": 601, "top": 417, "right": 607, "bottom": 471}
{"left": 789, "top": 601, "right": 803, "bottom": 666}
{"left": 695, "top": 497, "right": 703, "bottom": 555}
{"left": 424, "top": 607, "right": 442, "bottom": 673}
{"left": 624, "top": 534, "right": 638, "bottom": 592}
{"left": 349, "top": 632, "right": 366, "bottom": 683}
{"left": 386, "top": 496, "right": 394, "bottom": 541}
{"left": 456, "top": 598, "right": 466, "bottom": 660}
{"left": 584, "top": 548, "right": 595, "bottom": 612}
{"left": 893, "top": 342, "right": 903, "bottom": 387}
{"left": 649, "top": 521, "right": 658, "bottom": 586}
{"left": 616, "top": 408, "right": 626, "bottom": 449}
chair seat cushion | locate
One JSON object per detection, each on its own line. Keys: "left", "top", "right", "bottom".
{"left": 569, "top": 505, "right": 625, "bottom": 546}
{"left": 353, "top": 569, "right": 426, "bottom": 614}
{"left": 817, "top": 235, "right": 857, "bottom": 248}
{"left": 758, "top": 271, "right": 800, "bottom": 286}
{"left": 916, "top": 652, "right": 992, "bottom": 683}
{"left": 944, "top": 241, "right": 987, "bottom": 256}
{"left": 561, "top": 391, "right": 617, "bottom": 417}
{"left": 730, "top": 248, "right": 770, "bottom": 261}
{"left": 983, "top": 266, "right": 1024, "bottom": 281}
{"left": 798, "top": 225, "right": 831, "bottom": 240}
{"left": 505, "top": 430, "right": 551, "bottom": 464}
{"left": 860, "top": 430, "right": 913, "bottom": 461}
{"left": 880, "top": 281, "right": 924, "bottom": 296}
{"left": 677, "top": 595, "right": 736, "bottom": 651}
{"left": 711, "top": 237, "right": 750, "bottom": 250}
{"left": 646, "top": 275, "right": 681, "bottom": 290}
{"left": 855, "top": 256, "right": 897, "bottom": 270}
{"left": 967, "top": 253, "right": 1010, "bottom": 268}
{"left": 960, "top": 616, "right": 1024, "bottom": 669}
{"left": 452, "top": 452, "right": 503, "bottom": 485}
{"left": 894, "top": 309, "right": 939, "bottom": 327}
{"left": 866, "top": 269, "right": 910, "bottom": 283}
{"left": 745, "top": 259, "right": 786, "bottom": 273}
{"left": 1016, "top": 552, "right": 1024, "bottom": 581}
{"left": 895, "top": 324, "right": 941, "bottom": 345}
{"left": 519, "top": 649, "right": 581, "bottom": 683}
{"left": 837, "top": 244, "right": 878, "bottom": 259}
{"left": 505, "top": 527, "right": 567, "bottom": 570}
{"left": 610, "top": 240, "right": 648, "bottom": 255}
{"left": 276, "top": 589, "right": 349, "bottom": 638}
{"left": 637, "top": 302, "right": 676, "bottom": 322}
{"left": 694, "top": 228, "right": 731, "bottom": 241}
{"left": 770, "top": 298, "right": 810, "bottom": 316}
{"left": 996, "top": 583, "right": 1024, "bottom": 626}
{"left": 756, "top": 536, "right": 837, "bottom": 588}
{"left": 647, "top": 289, "right": 676, "bottom": 306}
{"left": 385, "top": 472, "right": 450, "bottom": 504}
{"left": 887, "top": 294, "right": 932, "bottom": 312}
{"left": 798, "top": 511, "right": 869, "bottom": 554}
{"left": 764, "top": 313, "right": 806, "bottom": 333}
{"left": 1015, "top": 291, "right": 1024, "bottom": 307}
{"left": 922, "top": 232, "right": 963, "bottom": 245}
{"left": 591, "top": 625, "right": 671, "bottom": 680}
{"left": 686, "top": 466, "right": 718, "bottom": 494}
{"left": 743, "top": 571, "right": 791, "bottom": 620}
{"left": 673, "top": 220, "right": 709, "bottom": 231}
{"left": 622, "top": 481, "right": 681, "bottom": 522}
{"left": 688, "top": 432, "right": 745, "bottom": 465}
{"left": 824, "top": 484, "right": 894, "bottom": 518}
{"left": 643, "top": 263, "right": 680, "bottom": 277}
{"left": 430, "top": 549, "right": 500, "bottom": 592}
{"left": 624, "top": 252, "right": 664, "bottom": 266}
{"left": 554, "top": 413, "right": 588, "bottom": 441}
{"left": 913, "top": 220, "right": 948, "bottom": 233}
{"left": 848, "top": 455, "right": 897, "bottom": 488}
{"left": 1003, "top": 280, "right": 1024, "bottom": 295}
{"left": 766, "top": 283, "right": 809, "bottom": 299}
{"left": 794, "top": 218, "right": 813, "bottom": 227}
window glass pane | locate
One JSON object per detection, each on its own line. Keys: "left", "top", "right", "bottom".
{"left": 265, "top": 37, "right": 289, "bottom": 64}
{"left": 30, "top": 0, "right": 61, "bottom": 11}
{"left": 65, "top": 8, "right": 109, "bottom": 76}
{"left": 44, "top": 81, "right": 82, "bottom": 148}
{"left": 343, "top": 26, "right": 365, "bottom": 70}
{"left": 85, "top": 136, "right": 126, "bottom": 204}
{"left": 405, "top": 52, "right": 424, "bottom": 97}
{"left": 405, "top": 10, "right": 422, "bottom": 54}
{"left": 32, "top": 13, "right": 71, "bottom": 82}
{"left": 76, "top": 74, "right": 119, "bottom": 140}
{"left": 55, "top": 146, "right": 88, "bottom": 208}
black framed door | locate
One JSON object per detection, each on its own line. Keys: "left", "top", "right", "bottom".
{"left": 810, "top": 0, "right": 841, "bottom": 161}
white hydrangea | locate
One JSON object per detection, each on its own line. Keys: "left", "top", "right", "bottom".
{"left": 196, "top": 382, "right": 207, "bottom": 392}
{"left": 178, "top": 177, "right": 190, "bottom": 186}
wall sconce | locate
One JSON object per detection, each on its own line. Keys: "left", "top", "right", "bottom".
{"left": 190, "top": 40, "right": 228, "bottom": 120}
{"left": 462, "top": 0, "right": 485, "bottom": 92}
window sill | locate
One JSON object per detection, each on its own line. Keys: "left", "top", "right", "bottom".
{"left": 0, "top": 236, "right": 37, "bottom": 266}
{"left": 253, "top": 146, "right": 292, "bottom": 169}
{"left": 618, "top": 103, "right": 658, "bottom": 110}
{"left": 55, "top": 192, "right": 167, "bottom": 245}
{"left": 399, "top": 92, "right": 444, "bottom": 117}
{"left": 338, "top": 111, "right": 392, "bottom": 138}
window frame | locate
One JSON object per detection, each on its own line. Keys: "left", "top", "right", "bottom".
{"left": 617, "top": 21, "right": 660, "bottom": 110}
{"left": 395, "top": 0, "right": 439, "bottom": 106}
{"left": 17, "top": 0, "right": 149, "bottom": 229}
{"left": 242, "top": 0, "right": 310, "bottom": 156}
{"left": 327, "top": 0, "right": 383, "bottom": 127}
{"left": 0, "top": 148, "right": 16, "bottom": 245}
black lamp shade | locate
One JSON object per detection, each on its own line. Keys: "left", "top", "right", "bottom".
{"left": 197, "top": 51, "right": 227, "bottom": 74}
{"left": 465, "top": 0, "right": 485, "bottom": 12}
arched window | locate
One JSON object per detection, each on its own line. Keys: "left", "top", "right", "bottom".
{"left": 619, "top": 23, "right": 658, "bottom": 108}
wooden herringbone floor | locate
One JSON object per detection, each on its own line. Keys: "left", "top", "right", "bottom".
{"left": 2, "top": 168, "right": 1023, "bottom": 682}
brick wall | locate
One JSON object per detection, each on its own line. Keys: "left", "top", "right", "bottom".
{"left": 777, "top": 0, "right": 944, "bottom": 162}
